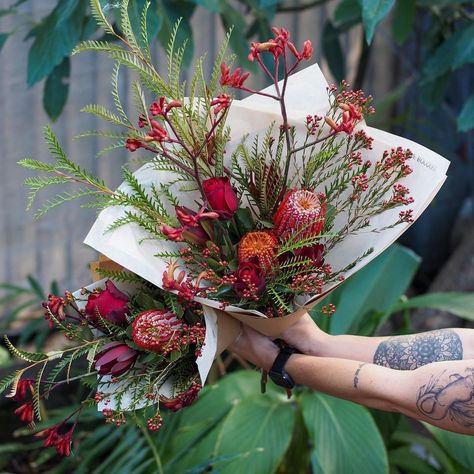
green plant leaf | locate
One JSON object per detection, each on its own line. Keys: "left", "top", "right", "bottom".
{"left": 314, "top": 244, "right": 420, "bottom": 335}
{"left": 43, "top": 57, "right": 70, "bottom": 121}
{"left": 27, "top": 0, "right": 86, "bottom": 86}
{"left": 452, "top": 24, "right": 474, "bottom": 69}
{"left": 390, "top": 292, "right": 474, "bottom": 320}
{"left": 301, "top": 391, "right": 388, "bottom": 474}
{"left": 322, "top": 21, "right": 345, "bottom": 82}
{"left": 458, "top": 93, "right": 474, "bottom": 132}
{"left": 361, "top": 0, "right": 395, "bottom": 44}
{"left": 213, "top": 396, "right": 296, "bottom": 474}
{"left": 333, "top": 0, "right": 361, "bottom": 28}
{"left": 127, "top": 0, "right": 162, "bottom": 48}
{"left": 0, "top": 32, "right": 9, "bottom": 51}
{"left": 424, "top": 423, "right": 474, "bottom": 471}
{"left": 389, "top": 446, "right": 440, "bottom": 474}
{"left": 391, "top": 0, "right": 415, "bottom": 45}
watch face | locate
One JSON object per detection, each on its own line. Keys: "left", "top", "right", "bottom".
{"left": 269, "top": 370, "right": 294, "bottom": 389}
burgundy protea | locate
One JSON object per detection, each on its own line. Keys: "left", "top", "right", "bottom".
{"left": 132, "top": 310, "right": 183, "bottom": 354}
{"left": 85, "top": 280, "right": 130, "bottom": 326}
{"left": 94, "top": 341, "right": 138, "bottom": 377}
{"left": 161, "top": 381, "right": 202, "bottom": 412}
{"left": 273, "top": 189, "right": 326, "bottom": 240}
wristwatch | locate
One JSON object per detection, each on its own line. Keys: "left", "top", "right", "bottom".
{"left": 268, "top": 343, "right": 297, "bottom": 389}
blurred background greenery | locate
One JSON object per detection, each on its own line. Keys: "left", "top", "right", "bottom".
{"left": 1, "top": 0, "right": 474, "bottom": 473}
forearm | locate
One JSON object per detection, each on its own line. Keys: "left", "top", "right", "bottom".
{"left": 312, "top": 328, "right": 474, "bottom": 369}
{"left": 285, "top": 354, "right": 474, "bottom": 435}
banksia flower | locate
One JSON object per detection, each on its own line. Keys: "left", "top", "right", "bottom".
{"left": 238, "top": 231, "right": 278, "bottom": 273}
{"left": 132, "top": 310, "right": 183, "bottom": 354}
{"left": 273, "top": 189, "right": 326, "bottom": 240}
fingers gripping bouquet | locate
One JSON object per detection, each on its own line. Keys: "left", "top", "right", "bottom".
{"left": 4, "top": 0, "right": 449, "bottom": 456}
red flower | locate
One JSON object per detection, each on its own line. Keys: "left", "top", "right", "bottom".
{"left": 8, "top": 379, "right": 34, "bottom": 402}
{"left": 202, "top": 177, "right": 238, "bottom": 220}
{"left": 210, "top": 94, "right": 231, "bottom": 114}
{"left": 273, "top": 189, "right": 326, "bottom": 240}
{"left": 220, "top": 63, "right": 250, "bottom": 88}
{"left": 94, "top": 341, "right": 138, "bottom": 376}
{"left": 150, "top": 97, "right": 166, "bottom": 116}
{"left": 161, "top": 381, "right": 202, "bottom": 412}
{"left": 35, "top": 425, "right": 60, "bottom": 448}
{"left": 125, "top": 138, "right": 143, "bottom": 152}
{"left": 132, "top": 310, "right": 183, "bottom": 354}
{"left": 233, "top": 259, "right": 266, "bottom": 299}
{"left": 42, "top": 295, "right": 66, "bottom": 328}
{"left": 145, "top": 119, "right": 168, "bottom": 142}
{"left": 160, "top": 224, "right": 185, "bottom": 242}
{"left": 294, "top": 243, "right": 325, "bottom": 267}
{"left": 14, "top": 402, "right": 34, "bottom": 424}
{"left": 55, "top": 429, "right": 73, "bottom": 457}
{"left": 85, "top": 280, "right": 129, "bottom": 326}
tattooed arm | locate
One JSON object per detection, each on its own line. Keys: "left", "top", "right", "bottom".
{"left": 230, "top": 326, "right": 474, "bottom": 435}
{"left": 280, "top": 313, "right": 474, "bottom": 368}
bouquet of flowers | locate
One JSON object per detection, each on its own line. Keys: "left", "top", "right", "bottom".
{"left": 2, "top": 0, "right": 449, "bottom": 456}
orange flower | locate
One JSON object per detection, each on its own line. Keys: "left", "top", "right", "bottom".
{"left": 238, "top": 231, "right": 278, "bottom": 272}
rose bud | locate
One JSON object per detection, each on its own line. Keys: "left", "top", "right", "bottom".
{"left": 85, "top": 280, "right": 129, "bottom": 326}
{"left": 233, "top": 259, "right": 266, "bottom": 299}
{"left": 294, "top": 243, "right": 325, "bottom": 268}
{"left": 202, "top": 177, "right": 238, "bottom": 220}
{"left": 94, "top": 341, "right": 138, "bottom": 377}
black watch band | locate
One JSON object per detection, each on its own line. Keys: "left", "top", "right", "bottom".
{"left": 268, "top": 344, "right": 297, "bottom": 389}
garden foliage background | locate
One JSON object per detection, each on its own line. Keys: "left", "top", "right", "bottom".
{"left": 0, "top": 1, "right": 474, "bottom": 473}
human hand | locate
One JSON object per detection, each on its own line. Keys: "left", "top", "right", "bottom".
{"left": 229, "top": 325, "right": 279, "bottom": 371}
{"left": 279, "top": 312, "right": 325, "bottom": 356}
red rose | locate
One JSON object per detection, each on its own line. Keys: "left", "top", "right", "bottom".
{"left": 202, "top": 177, "right": 238, "bottom": 220}
{"left": 233, "top": 260, "right": 266, "bottom": 299}
{"left": 294, "top": 243, "right": 325, "bottom": 267}
{"left": 85, "top": 280, "right": 129, "bottom": 326}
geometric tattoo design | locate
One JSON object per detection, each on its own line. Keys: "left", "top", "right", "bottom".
{"left": 416, "top": 369, "right": 474, "bottom": 428}
{"left": 373, "top": 329, "right": 463, "bottom": 370}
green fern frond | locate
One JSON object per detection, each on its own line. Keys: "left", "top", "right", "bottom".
{"left": 18, "top": 159, "right": 56, "bottom": 173}
{"left": 140, "top": 1, "right": 152, "bottom": 57}
{"left": 24, "top": 176, "right": 69, "bottom": 210}
{"left": 111, "top": 62, "right": 132, "bottom": 126}
{"left": 89, "top": 0, "right": 116, "bottom": 36}
{"left": 120, "top": 0, "right": 139, "bottom": 51}
{"left": 33, "top": 189, "right": 100, "bottom": 220}
{"left": 33, "top": 362, "right": 47, "bottom": 420}
{"left": 4, "top": 336, "right": 47, "bottom": 362}
{"left": 267, "top": 286, "right": 292, "bottom": 313}
{"left": 74, "top": 130, "right": 129, "bottom": 140}
{"left": 97, "top": 141, "right": 126, "bottom": 158}
{"left": 81, "top": 104, "right": 130, "bottom": 127}
{"left": 72, "top": 40, "right": 124, "bottom": 56}
{"left": 0, "top": 371, "right": 21, "bottom": 397}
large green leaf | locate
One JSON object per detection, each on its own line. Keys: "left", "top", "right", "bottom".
{"left": 389, "top": 446, "right": 440, "bottom": 474}
{"left": 314, "top": 244, "right": 420, "bottom": 335}
{"left": 391, "top": 0, "right": 415, "bottom": 45}
{"left": 333, "top": 0, "right": 361, "bottom": 28}
{"left": 389, "top": 292, "right": 474, "bottom": 321}
{"left": 213, "top": 396, "right": 295, "bottom": 474}
{"left": 164, "top": 371, "right": 283, "bottom": 472}
{"left": 452, "top": 24, "right": 474, "bottom": 69}
{"left": 27, "top": 0, "right": 86, "bottom": 86}
{"left": 322, "top": 21, "right": 345, "bottom": 82}
{"left": 301, "top": 391, "right": 388, "bottom": 474}
{"left": 361, "top": 0, "right": 395, "bottom": 44}
{"left": 43, "top": 57, "right": 70, "bottom": 121}
{"left": 458, "top": 93, "right": 474, "bottom": 132}
{"left": 424, "top": 423, "right": 474, "bottom": 471}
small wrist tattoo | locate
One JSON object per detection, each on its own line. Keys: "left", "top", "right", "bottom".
{"left": 353, "top": 362, "right": 367, "bottom": 389}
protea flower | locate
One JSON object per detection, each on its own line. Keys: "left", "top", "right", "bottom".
{"left": 273, "top": 189, "right": 326, "bottom": 240}
{"left": 94, "top": 341, "right": 138, "bottom": 376}
{"left": 238, "top": 231, "right": 278, "bottom": 273}
{"left": 132, "top": 310, "right": 183, "bottom": 353}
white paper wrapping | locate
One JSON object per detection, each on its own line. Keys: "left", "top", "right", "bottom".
{"left": 84, "top": 63, "right": 450, "bottom": 322}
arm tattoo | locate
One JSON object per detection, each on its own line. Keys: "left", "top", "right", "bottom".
{"left": 373, "top": 329, "right": 462, "bottom": 370}
{"left": 416, "top": 369, "right": 474, "bottom": 428}
{"left": 353, "top": 362, "right": 367, "bottom": 388}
